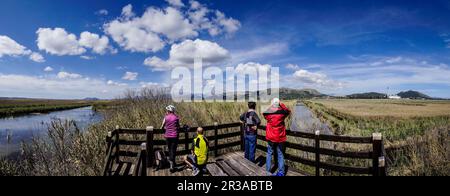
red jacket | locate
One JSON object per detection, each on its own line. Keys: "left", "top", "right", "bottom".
{"left": 263, "top": 103, "right": 291, "bottom": 143}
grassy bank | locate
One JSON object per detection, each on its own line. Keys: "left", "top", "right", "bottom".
{"left": 1, "top": 89, "right": 293, "bottom": 176}
{"left": 304, "top": 99, "right": 449, "bottom": 176}
{"left": 0, "top": 99, "right": 95, "bottom": 118}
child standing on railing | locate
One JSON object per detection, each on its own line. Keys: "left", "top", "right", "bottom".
{"left": 184, "top": 127, "right": 209, "bottom": 176}
{"left": 161, "top": 105, "right": 180, "bottom": 173}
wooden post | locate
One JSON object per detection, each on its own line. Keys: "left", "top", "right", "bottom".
{"left": 315, "top": 130, "right": 321, "bottom": 176}
{"left": 240, "top": 123, "right": 245, "bottom": 151}
{"left": 379, "top": 156, "right": 386, "bottom": 176}
{"left": 115, "top": 125, "right": 120, "bottom": 164}
{"left": 141, "top": 143, "right": 147, "bottom": 177}
{"left": 372, "top": 133, "right": 382, "bottom": 176}
{"left": 106, "top": 131, "right": 112, "bottom": 155}
{"left": 146, "top": 126, "right": 154, "bottom": 168}
{"left": 214, "top": 122, "right": 219, "bottom": 157}
{"left": 185, "top": 128, "right": 189, "bottom": 154}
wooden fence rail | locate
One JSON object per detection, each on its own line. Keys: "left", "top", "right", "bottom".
{"left": 103, "top": 122, "right": 387, "bottom": 176}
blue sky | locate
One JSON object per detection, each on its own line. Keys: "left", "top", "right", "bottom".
{"left": 0, "top": 0, "right": 450, "bottom": 99}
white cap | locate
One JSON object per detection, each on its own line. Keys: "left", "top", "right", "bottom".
{"left": 271, "top": 98, "right": 280, "bottom": 107}
{"left": 166, "top": 105, "right": 176, "bottom": 112}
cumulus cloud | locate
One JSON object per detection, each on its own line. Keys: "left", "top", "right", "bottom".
{"left": 37, "top": 28, "right": 86, "bottom": 56}
{"left": 292, "top": 69, "right": 337, "bottom": 87}
{"left": 104, "top": 18, "right": 165, "bottom": 53}
{"left": 0, "top": 35, "right": 30, "bottom": 57}
{"left": 79, "top": 31, "right": 115, "bottom": 54}
{"left": 44, "top": 66, "right": 54, "bottom": 72}
{"left": 0, "top": 35, "right": 44, "bottom": 62}
{"left": 29, "top": 52, "right": 45, "bottom": 63}
{"left": 57, "top": 71, "right": 83, "bottom": 79}
{"left": 122, "top": 71, "right": 138, "bottom": 81}
{"left": 166, "top": 0, "right": 185, "bottom": 8}
{"left": 144, "top": 39, "right": 229, "bottom": 71}
{"left": 104, "top": 2, "right": 240, "bottom": 53}
{"left": 37, "top": 28, "right": 115, "bottom": 56}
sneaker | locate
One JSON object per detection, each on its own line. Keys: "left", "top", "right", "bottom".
{"left": 272, "top": 171, "right": 285, "bottom": 177}
{"left": 193, "top": 169, "right": 200, "bottom": 176}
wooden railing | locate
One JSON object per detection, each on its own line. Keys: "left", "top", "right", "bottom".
{"left": 103, "top": 122, "right": 244, "bottom": 176}
{"left": 103, "top": 122, "right": 387, "bottom": 176}
{"left": 257, "top": 126, "right": 387, "bottom": 176}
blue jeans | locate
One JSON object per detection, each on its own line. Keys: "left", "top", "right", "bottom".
{"left": 266, "top": 142, "right": 285, "bottom": 175}
{"left": 244, "top": 134, "right": 257, "bottom": 162}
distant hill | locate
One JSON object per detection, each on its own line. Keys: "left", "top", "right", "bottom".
{"left": 347, "top": 92, "right": 387, "bottom": 99}
{"left": 397, "top": 90, "right": 431, "bottom": 99}
{"left": 279, "top": 88, "right": 326, "bottom": 99}
{"left": 83, "top": 97, "right": 100, "bottom": 101}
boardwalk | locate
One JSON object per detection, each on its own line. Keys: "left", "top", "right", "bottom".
{"left": 103, "top": 122, "right": 387, "bottom": 176}
{"left": 109, "top": 151, "right": 306, "bottom": 176}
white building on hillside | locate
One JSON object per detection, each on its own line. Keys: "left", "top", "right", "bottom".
{"left": 388, "top": 95, "right": 401, "bottom": 99}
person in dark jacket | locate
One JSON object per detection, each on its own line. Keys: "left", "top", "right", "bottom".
{"left": 240, "top": 102, "right": 261, "bottom": 162}
{"left": 263, "top": 98, "right": 291, "bottom": 176}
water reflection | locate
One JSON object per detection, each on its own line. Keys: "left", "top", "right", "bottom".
{"left": 0, "top": 107, "right": 103, "bottom": 158}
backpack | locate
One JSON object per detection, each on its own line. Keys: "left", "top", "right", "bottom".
{"left": 245, "top": 111, "right": 258, "bottom": 132}
{"left": 154, "top": 148, "right": 169, "bottom": 170}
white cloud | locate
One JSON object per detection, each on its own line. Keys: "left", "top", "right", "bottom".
{"left": 104, "top": 2, "right": 240, "bottom": 53}
{"left": 37, "top": 28, "right": 115, "bottom": 56}
{"left": 57, "top": 71, "right": 83, "bottom": 79}
{"left": 36, "top": 28, "right": 86, "bottom": 56}
{"left": 286, "top": 64, "right": 300, "bottom": 70}
{"left": 165, "top": 0, "right": 185, "bottom": 7}
{"left": 141, "top": 7, "right": 198, "bottom": 41}
{"left": 0, "top": 74, "right": 128, "bottom": 99}
{"left": 0, "top": 35, "right": 31, "bottom": 57}
{"left": 0, "top": 35, "right": 45, "bottom": 62}
{"left": 292, "top": 69, "right": 340, "bottom": 87}
{"left": 231, "top": 42, "right": 289, "bottom": 64}
{"left": 96, "top": 9, "right": 109, "bottom": 16}
{"left": 107, "top": 80, "right": 127, "bottom": 86}
{"left": 121, "top": 4, "right": 135, "bottom": 19}
{"left": 80, "top": 55, "right": 94, "bottom": 60}
{"left": 187, "top": 1, "right": 241, "bottom": 37}
{"left": 144, "top": 39, "right": 229, "bottom": 71}
{"left": 79, "top": 31, "right": 115, "bottom": 54}
{"left": 44, "top": 66, "right": 54, "bottom": 72}
{"left": 214, "top": 10, "right": 241, "bottom": 35}
{"left": 140, "top": 82, "right": 160, "bottom": 88}
{"left": 122, "top": 71, "right": 138, "bottom": 81}
{"left": 104, "top": 18, "right": 165, "bottom": 53}
{"left": 293, "top": 56, "right": 450, "bottom": 96}
{"left": 29, "top": 52, "right": 45, "bottom": 63}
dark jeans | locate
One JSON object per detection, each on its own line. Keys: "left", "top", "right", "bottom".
{"left": 267, "top": 141, "right": 285, "bottom": 175}
{"left": 245, "top": 134, "right": 257, "bottom": 162}
{"left": 166, "top": 137, "right": 178, "bottom": 163}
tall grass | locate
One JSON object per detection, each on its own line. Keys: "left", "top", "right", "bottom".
{"left": 304, "top": 100, "right": 449, "bottom": 176}
{"left": 2, "top": 88, "right": 283, "bottom": 176}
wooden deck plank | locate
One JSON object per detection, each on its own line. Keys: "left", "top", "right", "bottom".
{"left": 113, "top": 162, "right": 125, "bottom": 176}
{"left": 228, "top": 152, "right": 268, "bottom": 176}
{"left": 207, "top": 163, "right": 228, "bottom": 176}
{"left": 216, "top": 160, "right": 240, "bottom": 176}
{"left": 121, "top": 162, "right": 132, "bottom": 176}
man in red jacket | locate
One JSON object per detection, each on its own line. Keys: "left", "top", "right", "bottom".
{"left": 263, "top": 98, "right": 291, "bottom": 176}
